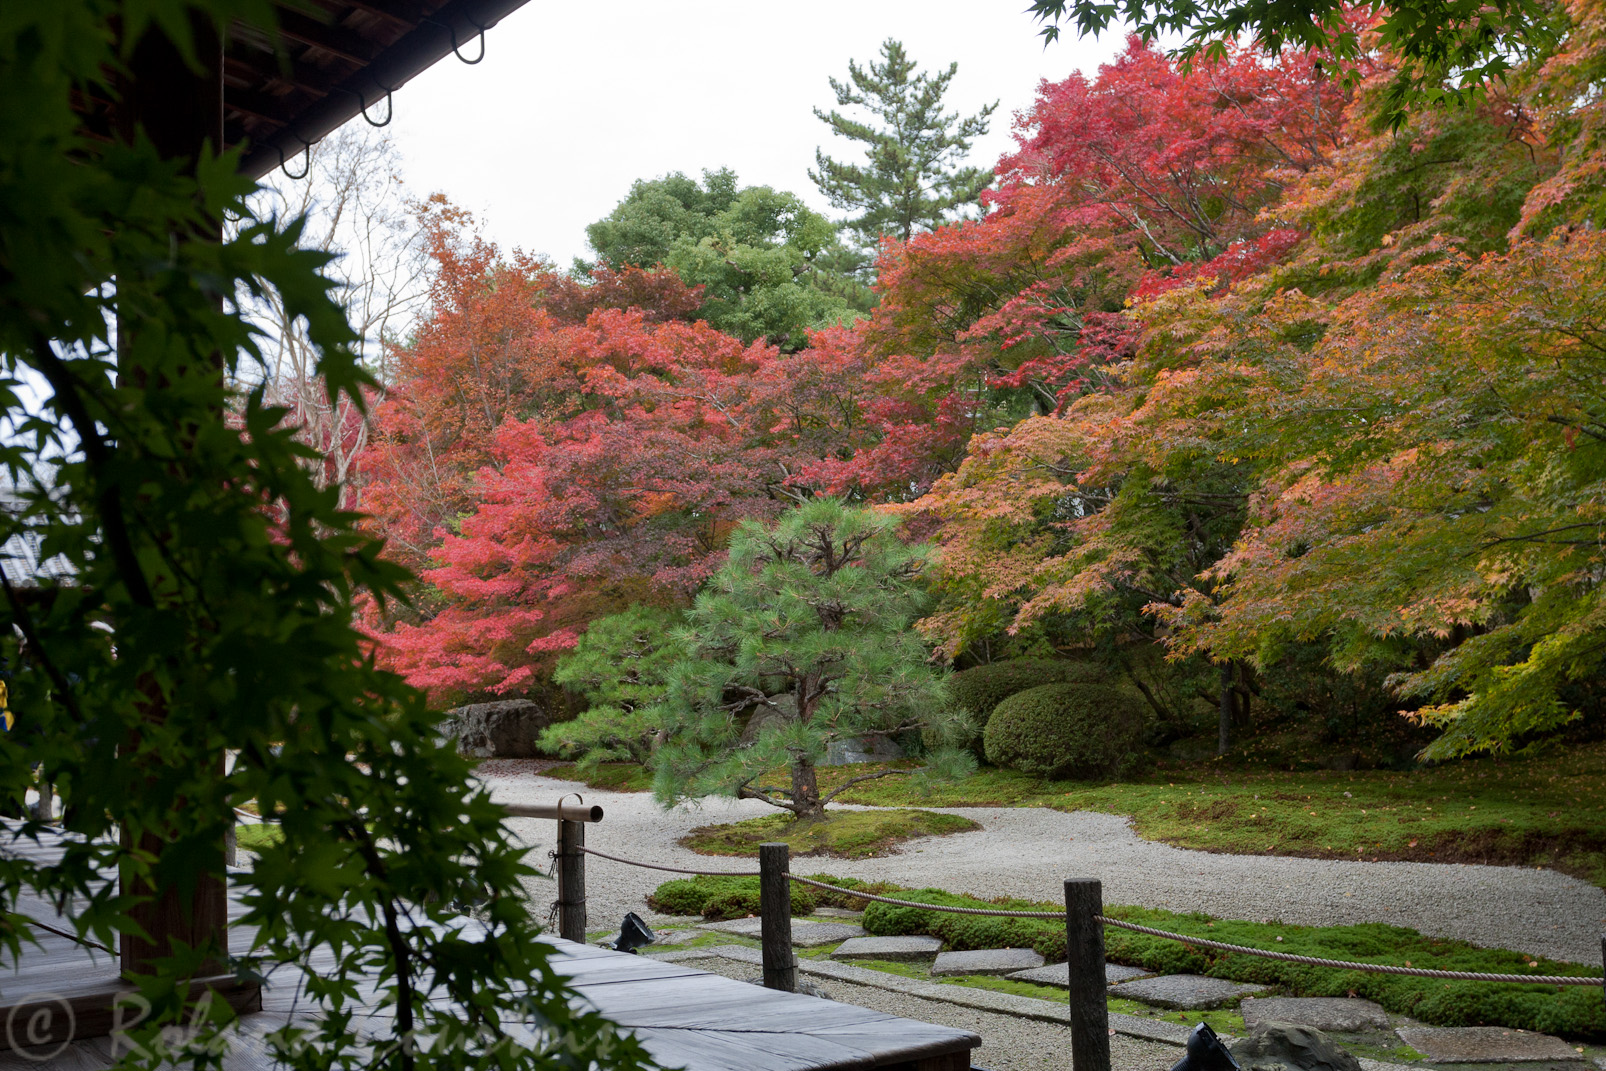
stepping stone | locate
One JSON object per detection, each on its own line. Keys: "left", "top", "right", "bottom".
{"left": 812, "top": 907, "right": 864, "bottom": 919}
{"left": 1395, "top": 1026, "right": 1583, "bottom": 1063}
{"left": 1241, "top": 996, "right": 1390, "bottom": 1033}
{"left": 932, "top": 948, "right": 1045, "bottom": 977}
{"left": 831, "top": 935, "right": 944, "bottom": 962}
{"left": 1007, "top": 961, "right": 1153, "bottom": 988}
{"left": 697, "top": 917, "right": 866, "bottom": 947}
{"left": 1109, "top": 974, "right": 1268, "bottom": 1010}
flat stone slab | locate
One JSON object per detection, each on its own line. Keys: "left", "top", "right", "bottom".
{"left": 1109, "top": 973, "right": 1268, "bottom": 1010}
{"left": 1395, "top": 1026, "right": 1584, "bottom": 1063}
{"left": 812, "top": 907, "right": 864, "bottom": 919}
{"left": 1007, "top": 962, "right": 1153, "bottom": 988}
{"left": 932, "top": 948, "right": 1045, "bottom": 977}
{"left": 699, "top": 917, "right": 865, "bottom": 947}
{"left": 831, "top": 935, "right": 945, "bottom": 962}
{"left": 1242, "top": 996, "right": 1390, "bottom": 1033}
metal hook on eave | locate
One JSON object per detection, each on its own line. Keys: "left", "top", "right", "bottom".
{"left": 424, "top": 16, "right": 487, "bottom": 64}
{"left": 276, "top": 138, "right": 311, "bottom": 180}
{"left": 359, "top": 87, "right": 394, "bottom": 127}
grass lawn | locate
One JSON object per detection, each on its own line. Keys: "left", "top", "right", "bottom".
{"left": 545, "top": 743, "right": 1606, "bottom": 887}
{"left": 681, "top": 809, "right": 980, "bottom": 859}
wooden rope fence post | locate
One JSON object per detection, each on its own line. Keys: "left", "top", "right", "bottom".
{"left": 759, "top": 842, "right": 796, "bottom": 992}
{"left": 1065, "top": 878, "right": 1111, "bottom": 1071}
{"left": 557, "top": 819, "right": 587, "bottom": 943}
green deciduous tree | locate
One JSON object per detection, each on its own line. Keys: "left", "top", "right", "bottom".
{"left": 584, "top": 170, "right": 870, "bottom": 349}
{"left": 810, "top": 39, "right": 998, "bottom": 249}
{"left": 651, "top": 501, "right": 973, "bottom": 820}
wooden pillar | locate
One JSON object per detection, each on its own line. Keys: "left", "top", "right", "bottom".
{"left": 556, "top": 820, "right": 586, "bottom": 943}
{"left": 759, "top": 843, "right": 796, "bottom": 992}
{"left": 1064, "top": 879, "right": 1110, "bottom": 1071}
{"left": 112, "top": 12, "right": 230, "bottom": 981}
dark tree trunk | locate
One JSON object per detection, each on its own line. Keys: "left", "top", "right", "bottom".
{"left": 789, "top": 755, "right": 824, "bottom": 819}
{"left": 1217, "top": 662, "right": 1233, "bottom": 757}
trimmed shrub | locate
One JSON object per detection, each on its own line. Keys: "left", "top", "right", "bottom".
{"left": 940, "top": 659, "right": 1104, "bottom": 752}
{"left": 983, "top": 681, "right": 1147, "bottom": 778}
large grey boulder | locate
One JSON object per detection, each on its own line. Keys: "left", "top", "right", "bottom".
{"left": 823, "top": 734, "right": 906, "bottom": 766}
{"left": 1230, "top": 1023, "right": 1362, "bottom": 1071}
{"left": 441, "top": 699, "right": 554, "bottom": 758}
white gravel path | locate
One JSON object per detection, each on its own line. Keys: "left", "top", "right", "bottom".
{"left": 482, "top": 763, "right": 1606, "bottom": 966}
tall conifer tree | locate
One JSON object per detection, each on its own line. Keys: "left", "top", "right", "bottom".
{"left": 811, "top": 39, "right": 998, "bottom": 250}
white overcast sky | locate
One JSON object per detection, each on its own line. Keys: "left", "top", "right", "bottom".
{"left": 379, "top": 0, "right": 1127, "bottom": 268}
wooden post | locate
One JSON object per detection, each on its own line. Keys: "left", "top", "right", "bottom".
{"left": 759, "top": 842, "right": 795, "bottom": 992}
{"left": 556, "top": 819, "right": 586, "bottom": 943}
{"left": 1065, "top": 879, "right": 1111, "bottom": 1071}
{"left": 113, "top": 12, "right": 230, "bottom": 981}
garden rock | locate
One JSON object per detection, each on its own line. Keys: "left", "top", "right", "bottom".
{"left": 831, "top": 935, "right": 944, "bottom": 961}
{"left": 931, "top": 948, "right": 1044, "bottom": 976}
{"left": 1108, "top": 973, "right": 1267, "bottom": 1009}
{"left": 1007, "top": 961, "right": 1152, "bottom": 987}
{"left": 440, "top": 700, "right": 554, "bottom": 758}
{"left": 1230, "top": 1023, "right": 1361, "bottom": 1071}
{"left": 1241, "top": 997, "right": 1389, "bottom": 1033}
{"left": 1395, "top": 1026, "right": 1584, "bottom": 1063}
{"left": 812, "top": 907, "right": 864, "bottom": 920}
{"left": 822, "top": 735, "right": 905, "bottom": 766}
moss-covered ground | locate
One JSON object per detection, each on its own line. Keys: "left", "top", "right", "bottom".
{"left": 646, "top": 875, "right": 1606, "bottom": 1040}
{"left": 235, "top": 822, "right": 284, "bottom": 853}
{"left": 680, "top": 809, "right": 980, "bottom": 859}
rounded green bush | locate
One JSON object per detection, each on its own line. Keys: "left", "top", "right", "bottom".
{"left": 941, "top": 659, "right": 1104, "bottom": 751}
{"left": 983, "top": 681, "right": 1147, "bottom": 778}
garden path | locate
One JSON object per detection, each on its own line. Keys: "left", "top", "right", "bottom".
{"left": 481, "top": 763, "right": 1606, "bottom": 966}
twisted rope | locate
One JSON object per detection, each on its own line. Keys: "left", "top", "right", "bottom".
{"left": 789, "top": 876, "right": 1061, "bottom": 918}
{"left": 1094, "top": 918, "right": 1604, "bottom": 986}
{"left": 578, "top": 844, "right": 759, "bottom": 878}
{"left": 574, "top": 848, "right": 1606, "bottom": 987}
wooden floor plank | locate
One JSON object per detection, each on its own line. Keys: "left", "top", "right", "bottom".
{"left": 4, "top": 823, "right": 981, "bottom": 1071}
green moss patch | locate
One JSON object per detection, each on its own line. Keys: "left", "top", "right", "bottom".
{"left": 647, "top": 872, "right": 904, "bottom": 920}
{"left": 235, "top": 823, "right": 283, "bottom": 853}
{"left": 541, "top": 762, "right": 654, "bottom": 792}
{"left": 680, "top": 809, "right": 979, "bottom": 860}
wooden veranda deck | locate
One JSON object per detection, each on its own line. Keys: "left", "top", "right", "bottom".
{"left": 1, "top": 828, "right": 980, "bottom": 1071}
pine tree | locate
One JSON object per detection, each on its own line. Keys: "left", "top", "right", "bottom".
{"left": 810, "top": 39, "right": 998, "bottom": 250}
{"left": 650, "top": 500, "right": 973, "bottom": 820}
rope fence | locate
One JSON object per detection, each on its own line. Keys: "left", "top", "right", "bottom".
{"left": 579, "top": 843, "right": 1606, "bottom": 987}
{"left": 579, "top": 844, "right": 758, "bottom": 878}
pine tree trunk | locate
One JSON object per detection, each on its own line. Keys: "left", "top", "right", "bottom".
{"left": 789, "top": 755, "right": 824, "bottom": 820}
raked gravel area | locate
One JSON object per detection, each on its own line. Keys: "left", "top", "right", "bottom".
{"left": 481, "top": 762, "right": 1606, "bottom": 965}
